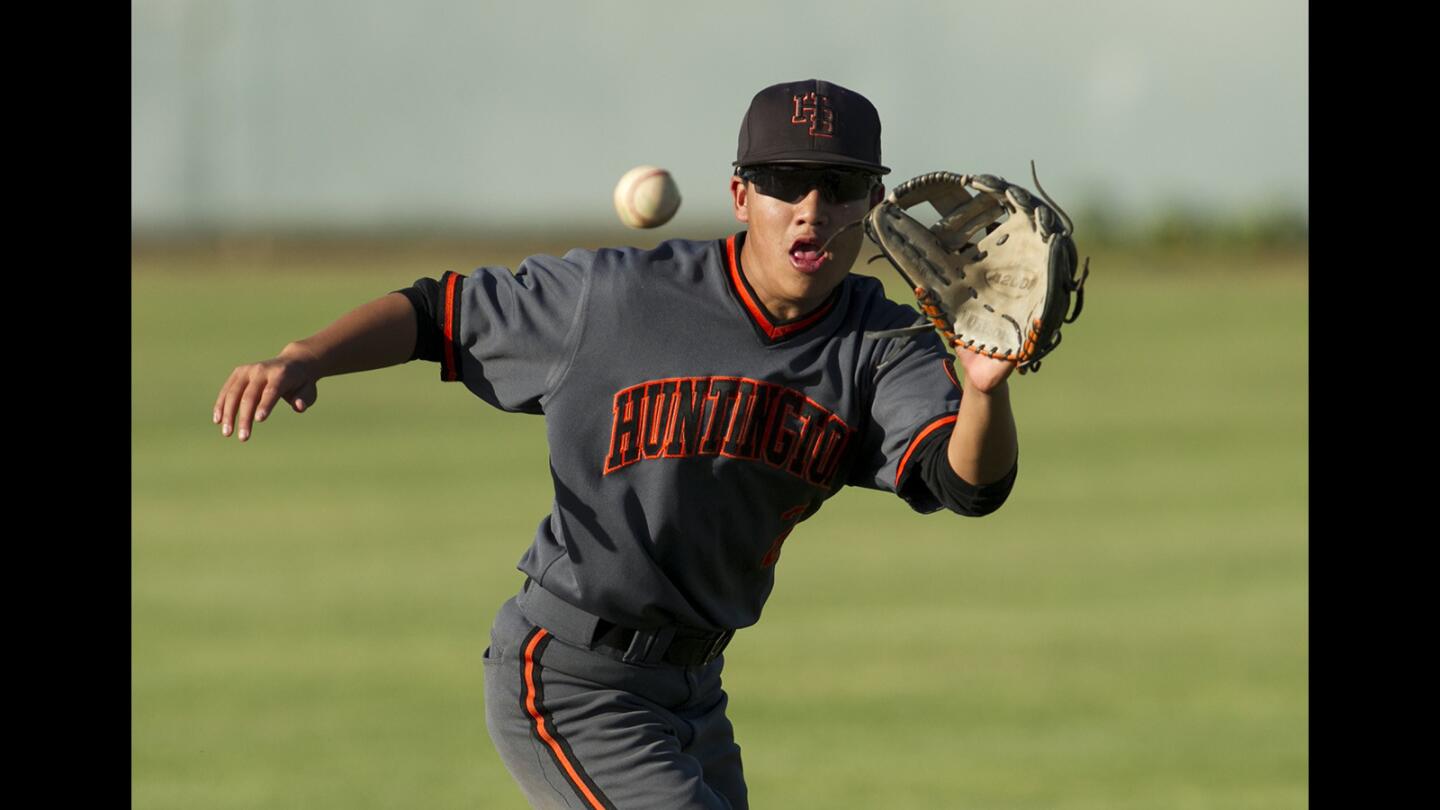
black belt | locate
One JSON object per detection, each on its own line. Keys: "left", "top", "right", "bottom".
{"left": 516, "top": 579, "right": 735, "bottom": 667}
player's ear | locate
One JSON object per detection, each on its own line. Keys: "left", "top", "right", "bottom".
{"left": 730, "top": 174, "right": 750, "bottom": 223}
{"left": 869, "top": 183, "right": 885, "bottom": 206}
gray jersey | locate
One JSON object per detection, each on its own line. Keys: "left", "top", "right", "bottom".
{"left": 434, "top": 233, "right": 961, "bottom": 632}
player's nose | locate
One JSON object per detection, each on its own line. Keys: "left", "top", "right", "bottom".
{"left": 791, "top": 188, "right": 829, "bottom": 226}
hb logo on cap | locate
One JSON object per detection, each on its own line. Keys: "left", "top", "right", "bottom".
{"left": 790, "top": 92, "right": 834, "bottom": 138}
{"left": 734, "top": 79, "right": 889, "bottom": 174}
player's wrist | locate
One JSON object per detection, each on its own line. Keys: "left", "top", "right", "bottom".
{"left": 278, "top": 341, "right": 324, "bottom": 374}
{"left": 958, "top": 364, "right": 1012, "bottom": 398}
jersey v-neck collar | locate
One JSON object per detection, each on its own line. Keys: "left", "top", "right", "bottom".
{"left": 723, "top": 232, "right": 841, "bottom": 345}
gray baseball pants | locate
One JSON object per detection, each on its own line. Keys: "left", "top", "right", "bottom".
{"left": 483, "top": 589, "right": 748, "bottom": 809}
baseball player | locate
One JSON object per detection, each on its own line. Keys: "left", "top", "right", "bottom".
{"left": 213, "top": 79, "right": 1019, "bottom": 809}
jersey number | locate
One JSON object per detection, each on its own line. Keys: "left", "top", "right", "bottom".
{"left": 760, "top": 505, "right": 809, "bottom": 568}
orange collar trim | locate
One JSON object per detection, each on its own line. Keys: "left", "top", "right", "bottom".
{"left": 724, "top": 233, "right": 836, "bottom": 342}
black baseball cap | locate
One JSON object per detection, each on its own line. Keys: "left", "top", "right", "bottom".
{"left": 734, "top": 79, "right": 890, "bottom": 175}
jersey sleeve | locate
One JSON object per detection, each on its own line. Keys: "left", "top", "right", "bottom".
{"left": 906, "top": 427, "right": 1018, "bottom": 517}
{"left": 414, "top": 251, "right": 592, "bottom": 414}
{"left": 846, "top": 324, "right": 964, "bottom": 513}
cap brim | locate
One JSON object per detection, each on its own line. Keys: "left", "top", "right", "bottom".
{"left": 734, "top": 153, "right": 890, "bottom": 174}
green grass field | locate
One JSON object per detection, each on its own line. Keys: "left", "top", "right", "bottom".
{"left": 132, "top": 242, "right": 1307, "bottom": 809}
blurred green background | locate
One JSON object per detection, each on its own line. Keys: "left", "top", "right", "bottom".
{"left": 133, "top": 0, "right": 1306, "bottom": 805}
{"left": 132, "top": 239, "right": 1306, "bottom": 809}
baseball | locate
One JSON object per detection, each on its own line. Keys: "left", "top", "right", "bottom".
{"left": 613, "top": 166, "right": 681, "bottom": 229}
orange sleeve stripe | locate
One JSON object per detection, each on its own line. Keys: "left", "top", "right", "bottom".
{"left": 894, "top": 414, "right": 958, "bottom": 490}
{"left": 941, "top": 358, "right": 961, "bottom": 391}
{"left": 442, "top": 272, "right": 459, "bottom": 381}
{"left": 522, "top": 629, "right": 610, "bottom": 810}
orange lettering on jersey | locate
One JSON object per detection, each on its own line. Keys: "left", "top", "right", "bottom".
{"left": 699, "top": 378, "right": 742, "bottom": 456}
{"left": 720, "top": 379, "right": 758, "bottom": 458}
{"left": 807, "top": 416, "right": 852, "bottom": 486}
{"left": 787, "top": 403, "right": 830, "bottom": 478}
{"left": 728, "top": 381, "right": 771, "bottom": 460}
{"left": 663, "top": 378, "right": 710, "bottom": 458}
{"left": 603, "top": 375, "right": 853, "bottom": 489}
{"left": 640, "top": 380, "right": 674, "bottom": 459}
{"left": 603, "top": 387, "right": 646, "bottom": 473}
{"left": 762, "top": 390, "right": 805, "bottom": 469}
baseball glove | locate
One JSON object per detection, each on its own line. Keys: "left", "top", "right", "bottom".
{"left": 861, "top": 162, "right": 1089, "bottom": 374}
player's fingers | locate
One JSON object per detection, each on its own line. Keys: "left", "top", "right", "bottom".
{"left": 234, "top": 377, "right": 262, "bottom": 442}
{"left": 214, "top": 368, "right": 243, "bottom": 425}
{"left": 289, "top": 380, "right": 318, "bottom": 413}
{"left": 254, "top": 379, "right": 284, "bottom": 423}
{"left": 219, "top": 372, "right": 249, "bottom": 438}
{"left": 256, "top": 364, "right": 310, "bottom": 423}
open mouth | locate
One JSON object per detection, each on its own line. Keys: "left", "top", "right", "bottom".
{"left": 789, "top": 237, "right": 828, "bottom": 273}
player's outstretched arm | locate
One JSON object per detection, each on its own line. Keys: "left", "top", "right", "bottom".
{"left": 946, "top": 352, "right": 1019, "bottom": 485}
{"left": 213, "top": 292, "right": 417, "bottom": 442}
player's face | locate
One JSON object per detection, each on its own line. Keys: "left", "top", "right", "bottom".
{"left": 731, "top": 165, "right": 885, "bottom": 316}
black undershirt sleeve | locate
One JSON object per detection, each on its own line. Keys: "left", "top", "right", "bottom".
{"left": 902, "top": 427, "right": 1017, "bottom": 517}
{"left": 393, "top": 279, "right": 445, "bottom": 363}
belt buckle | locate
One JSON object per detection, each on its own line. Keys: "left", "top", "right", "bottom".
{"left": 702, "top": 629, "right": 735, "bottom": 664}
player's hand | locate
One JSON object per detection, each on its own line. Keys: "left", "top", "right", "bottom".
{"left": 213, "top": 345, "right": 321, "bottom": 442}
{"left": 954, "top": 350, "right": 1016, "bottom": 395}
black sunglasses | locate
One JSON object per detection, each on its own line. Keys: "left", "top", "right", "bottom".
{"left": 739, "top": 166, "right": 879, "bottom": 204}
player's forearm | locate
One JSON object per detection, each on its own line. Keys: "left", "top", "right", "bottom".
{"left": 946, "top": 379, "right": 1018, "bottom": 485}
{"left": 281, "top": 292, "right": 417, "bottom": 378}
